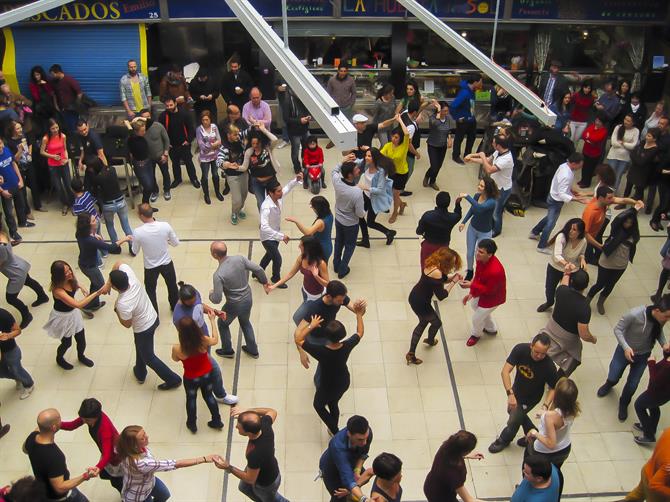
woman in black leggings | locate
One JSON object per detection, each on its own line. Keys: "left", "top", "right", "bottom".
{"left": 588, "top": 208, "right": 640, "bottom": 315}
{"left": 295, "top": 302, "right": 366, "bottom": 435}
{"left": 652, "top": 228, "right": 670, "bottom": 303}
{"left": 406, "top": 247, "right": 462, "bottom": 365}
{"left": 357, "top": 148, "right": 397, "bottom": 247}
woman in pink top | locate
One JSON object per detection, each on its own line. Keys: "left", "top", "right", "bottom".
{"left": 40, "top": 118, "right": 73, "bottom": 215}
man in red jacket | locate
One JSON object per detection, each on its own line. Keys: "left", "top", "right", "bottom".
{"left": 459, "top": 239, "right": 506, "bottom": 347}
{"left": 60, "top": 398, "right": 123, "bottom": 493}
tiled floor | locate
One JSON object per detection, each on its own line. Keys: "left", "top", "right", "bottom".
{"left": 0, "top": 143, "right": 665, "bottom": 502}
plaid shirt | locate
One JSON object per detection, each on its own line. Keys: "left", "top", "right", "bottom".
{"left": 119, "top": 73, "right": 151, "bottom": 112}
{"left": 121, "top": 448, "right": 176, "bottom": 502}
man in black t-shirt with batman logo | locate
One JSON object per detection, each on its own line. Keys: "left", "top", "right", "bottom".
{"left": 488, "top": 332, "right": 559, "bottom": 454}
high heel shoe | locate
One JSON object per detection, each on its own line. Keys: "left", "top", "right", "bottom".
{"left": 399, "top": 202, "right": 407, "bottom": 215}
{"left": 405, "top": 352, "right": 423, "bottom": 365}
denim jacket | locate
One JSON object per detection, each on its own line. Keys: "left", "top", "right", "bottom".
{"left": 367, "top": 166, "right": 393, "bottom": 214}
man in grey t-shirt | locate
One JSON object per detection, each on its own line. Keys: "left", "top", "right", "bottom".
{"left": 209, "top": 241, "right": 269, "bottom": 359}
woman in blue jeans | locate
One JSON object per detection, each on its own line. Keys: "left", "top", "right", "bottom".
{"left": 90, "top": 159, "right": 133, "bottom": 253}
{"left": 241, "top": 123, "right": 279, "bottom": 211}
{"left": 0, "top": 307, "right": 34, "bottom": 399}
{"left": 117, "top": 425, "right": 217, "bottom": 502}
{"left": 458, "top": 177, "right": 498, "bottom": 280}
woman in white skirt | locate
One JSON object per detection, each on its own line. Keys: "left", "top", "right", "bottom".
{"left": 43, "top": 260, "right": 107, "bottom": 370}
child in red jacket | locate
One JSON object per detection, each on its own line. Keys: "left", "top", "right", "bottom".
{"left": 302, "top": 136, "right": 325, "bottom": 188}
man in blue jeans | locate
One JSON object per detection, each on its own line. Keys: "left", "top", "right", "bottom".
{"left": 332, "top": 155, "right": 366, "bottom": 279}
{"left": 597, "top": 298, "right": 670, "bottom": 421}
{"left": 0, "top": 307, "right": 34, "bottom": 399}
{"left": 109, "top": 262, "right": 181, "bottom": 390}
{"left": 529, "top": 152, "right": 587, "bottom": 251}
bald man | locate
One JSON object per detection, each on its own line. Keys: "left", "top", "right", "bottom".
{"left": 24, "top": 408, "right": 97, "bottom": 501}
{"left": 209, "top": 241, "right": 269, "bottom": 359}
{"left": 242, "top": 87, "right": 272, "bottom": 129}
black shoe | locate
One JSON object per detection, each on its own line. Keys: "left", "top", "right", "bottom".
{"left": 338, "top": 268, "right": 350, "bottom": 279}
{"left": 516, "top": 437, "right": 528, "bottom": 448}
{"left": 536, "top": 302, "right": 552, "bottom": 313}
{"left": 634, "top": 434, "right": 656, "bottom": 445}
{"left": 356, "top": 240, "right": 370, "bottom": 248}
{"left": 216, "top": 349, "right": 235, "bottom": 358}
{"left": 400, "top": 191, "right": 413, "bottom": 197}
{"left": 453, "top": 157, "right": 465, "bottom": 165}
{"left": 215, "top": 191, "right": 224, "bottom": 202}
{"left": 186, "top": 422, "right": 198, "bottom": 434}
{"left": 157, "top": 381, "right": 181, "bottom": 391}
{"left": 618, "top": 403, "right": 628, "bottom": 422}
{"left": 56, "top": 357, "right": 74, "bottom": 370}
{"left": 78, "top": 355, "right": 94, "bottom": 367}
{"left": 488, "top": 438, "right": 509, "bottom": 453}
{"left": 321, "top": 180, "right": 327, "bottom": 189}
{"left": 275, "top": 283, "right": 288, "bottom": 289}
{"left": 241, "top": 345, "right": 259, "bottom": 359}
{"left": 207, "top": 420, "right": 224, "bottom": 430}
{"left": 492, "top": 231, "right": 501, "bottom": 238}
{"left": 88, "top": 301, "right": 106, "bottom": 312}
{"left": 10, "top": 233, "right": 22, "bottom": 242}
{"left": 464, "top": 270, "right": 473, "bottom": 281}
{"left": 32, "top": 295, "right": 49, "bottom": 308}
{"left": 19, "top": 313, "right": 33, "bottom": 329}
{"left": 633, "top": 422, "right": 643, "bottom": 433}
{"left": 222, "top": 184, "right": 230, "bottom": 196}
{"left": 19, "top": 221, "right": 35, "bottom": 228}
{"left": 0, "top": 423, "right": 9, "bottom": 439}
{"left": 386, "top": 230, "right": 397, "bottom": 245}
{"left": 191, "top": 179, "right": 201, "bottom": 189}
{"left": 204, "top": 193, "right": 211, "bottom": 205}
{"left": 169, "top": 180, "right": 182, "bottom": 189}
{"left": 597, "top": 381, "right": 613, "bottom": 397}
{"left": 133, "top": 368, "right": 145, "bottom": 384}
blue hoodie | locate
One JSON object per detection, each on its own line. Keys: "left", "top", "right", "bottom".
{"left": 451, "top": 80, "right": 475, "bottom": 122}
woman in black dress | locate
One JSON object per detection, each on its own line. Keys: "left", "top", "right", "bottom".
{"left": 406, "top": 247, "right": 462, "bottom": 365}
{"left": 294, "top": 301, "right": 367, "bottom": 435}
{"left": 623, "top": 128, "right": 660, "bottom": 210}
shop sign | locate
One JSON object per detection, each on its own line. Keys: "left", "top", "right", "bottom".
{"left": 166, "top": 0, "right": 333, "bottom": 19}
{"left": 341, "top": 0, "right": 504, "bottom": 18}
{"left": 511, "top": 0, "right": 667, "bottom": 21}
{"left": 0, "top": 0, "right": 161, "bottom": 21}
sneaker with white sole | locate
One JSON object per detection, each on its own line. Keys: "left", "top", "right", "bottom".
{"left": 537, "top": 247, "right": 552, "bottom": 255}
{"left": 216, "top": 394, "right": 239, "bottom": 405}
{"left": 150, "top": 193, "right": 159, "bottom": 203}
{"left": 19, "top": 385, "right": 34, "bottom": 400}
{"left": 164, "top": 191, "right": 172, "bottom": 201}
{"left": 528, "top": 232, "right": 540, "bottom": 241}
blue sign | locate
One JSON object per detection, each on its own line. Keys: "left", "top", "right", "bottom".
{"left": 341, "top": 0, "right": 504, "bottom": 18}
{"left": 0, "top": 1, "right": 161, "bottom": 22}
{"left": 167, "top": 0, "right": 333, "bottom": 18}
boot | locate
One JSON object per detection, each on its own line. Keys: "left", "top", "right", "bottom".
{"left": 222, "top": 179, "right": 230, "bottom": 196}
{"left": 597, "top": 380, "right": 614, "bottom": 397}
{"left": 56, "top": 344, "right": 73, "bottom": 370}
{"left": 213, "top": 177, "right": 224, "bottom": 201}
{"left": 596, "top": 295, "right": 606, "bottom": 315}
{"left": 201, "top": 179, "right": 211, "bottom": 205}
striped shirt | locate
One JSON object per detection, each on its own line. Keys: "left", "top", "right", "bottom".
{"left": 73, "top": 191, "right": 98, "bottom": 218}
{"left": 121, "top": 448, "right": 176, "bottom": 502}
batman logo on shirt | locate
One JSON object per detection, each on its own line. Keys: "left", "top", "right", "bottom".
{"left": 518, "top": 365, "right": 534, "bottom": 379}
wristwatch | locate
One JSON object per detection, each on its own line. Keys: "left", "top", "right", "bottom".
{"left": 506, "top": 388, "right": 514, "bottom": 396}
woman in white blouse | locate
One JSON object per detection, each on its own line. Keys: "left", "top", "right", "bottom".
{"left": 537, "top": 218, "right": 587, "bottom": 312}
{"left": 116, "top": 425, "right": 216, "bottom": 502}
{"left": 606, "top": 114, "right": 640, "bottom": 193}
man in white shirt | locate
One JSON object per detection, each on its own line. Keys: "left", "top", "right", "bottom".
{"left": 131, "top": 203, "right": 180, "bottom": 316}
{"left": 465, "top": 135, "right": 515, "bottom": 237}
{"left": 259, "top": 175, "right": 301, "bottom": 284}
{"left": 529, "top": 152, "right": 588, "bottom": 250}
{"left": 108, "top": 262, "right": 181, "bottom": 390}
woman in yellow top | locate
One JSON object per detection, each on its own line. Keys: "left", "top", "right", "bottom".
{"left": 381, "top": 114, "right": 410, "bottom": 223}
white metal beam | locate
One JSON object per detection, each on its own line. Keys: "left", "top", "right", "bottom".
{"left": 0, "top": 0, "right": 75, "bottom": 29}
{"left": 397, "top": 0, "right": 556, "bottom": 126}
{"left": 225, "top": 0, "right": 357, "bottom": 150}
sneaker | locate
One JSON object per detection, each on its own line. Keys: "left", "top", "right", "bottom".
{"left": 215, "top": 349, "right": 235, "bottom": 358}
{"left": 597, "top": 382, "right": 613, "bottom": 397}
{"left": 238, "top": 210, "right": 247, "bottom": 220}
{"left": 528, "top": 232, "right": 540, "bottom": 241}
{"left": 19, "top": 385, "right": 34, "bottom": 400}
{"left": 150, "top": 192, "right": 159, "bottom": 203}
{"left": 633, "top": 422, "right": 643, "bottom": 433}
{"left": 276, "top": 140, "right": 288, "bottom": 149}
{"left": 157, "top": 381, "right": 181, "bottom": 391}
{"left": 231, "top": 213, "right": 238, "bottom": 225}
{"left": 164, "top": 191, "right": 172, "bottom": 201}
{"left": 216, "top": 394, "right": 239, "bottom": 405}
{"left": 466, "top": 336, "right": 480, "bottom": 347}
{"left": 186, "top": 422, "right": 197, "bottom": 433}
{"left": 537, "top": 247, "right": 552, "bottom": 255}
{"left": 241, "top": 345, "right": 260, "bottom": 359}
{"left": 0, "top": 423, "right": 9, "bottom": 439}
{"left": 634, "top": 434, "right": 656, "bottom": 445}
{"left": 207, "top": 420, "right": 224, "bottom": 430}
{"left": 488, "top": 438, "right": 509, "bottom": 453}
{"left": 429, "top": 183, "right": 440, "bottom": 191}
{"left": 483, "top": 328, "right": 498, "bottom": 336}
{"left": 536, "top": 302, "right": 552, "bottom": 313}
{"left": 516, "top": 437, "right": 528, "bottom": 448}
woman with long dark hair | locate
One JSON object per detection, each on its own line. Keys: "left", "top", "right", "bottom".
{"left": 458, "top": 177, "right": 499, "bottom": 280}
{"left": 171, "top": 313, "right": 223, "bottom": 433}
{"left": 569, "top": 80, "right": 596, "bottom": 143}
{"left": 373, "top": 83, "right": 396, "bottom": 146}
{"left": 28, "top": 65, "right": 57, "bottom": 135}
{"left": 40, "top": 118, "right": 73, "bottom": 215}
{"left": 406, "top": 247, "right": 462, "bottom": 365}
{"left": 623, "top": 128, "right": 660, "bottom": 209}
{"left": 537, "top": 218, "right": 587, "bottom": 312}
{"left": 357, "top": 147, "right": 396, "bottom": 247}
{"left": 285, "top": 195, "right": 334, "bottom": 262}
{"left": 75, "top": 212, "right": 129, "bottom": 311}
{"left": 196, "top": 110, "right": 223, "bottom": 205}
{"left": 579, "top": 114, "right": 608, "bottom": 188}
{"left": 381, "top": 118, "right": 412, "bottom": 223}
{"left": 606, "top": 113, "right": 640, "bottom": 192}
{"left": 241, "top": 122, "right": 280, "bottom": 211}
{"left": 424, "top": 430, "right": 485, "bottom": 502}
{"left": 116, "top": 425, "right": 216, "bottom": 502}
{"left": 268, "top": 236, "right": 329, "bottom": 323}
{"left": 588, "top": 207, "right": 641, "bottom": 315}
{"left": 425, "top": 100, "right": 454, "bottom": 190}
{"left": 396, "top": 79, "right": 427, "bottom": 115}
{"left": 550, "top": 91, "right": 572, "bottom": 135}
{"left": 43, "top": 260, "right": 105, "bottom": 369}
{"left": 216, "top": 124, "right": 249, "bottom": 225}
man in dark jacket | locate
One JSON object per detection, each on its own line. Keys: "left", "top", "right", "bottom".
{"left": 221, "top": 58, "right": 254, "bottom": 110}
{"left": 537, "top": 60, "right": 568, "bottom": 110}
{"left": 282, "top": 87, "right": 311, "bottom": 174}
{"left": 451, "top": 75, "right": 482, "bottom": 164}
{"left": 158, "top": 96, "right": 199, "bottom": 189}
{"left": 416, "top": 191, "right": 462, "bottom": 267}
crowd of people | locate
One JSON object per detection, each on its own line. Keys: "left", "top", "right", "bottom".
{"left": 0, "top": 54, "right": 668, "bottom": 502}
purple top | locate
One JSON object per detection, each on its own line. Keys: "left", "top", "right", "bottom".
{"left": 242, "top": 100, "right": 272, "bottom": 128}
{"left": 196, "top": 124, "right": 221, "bottom": 162}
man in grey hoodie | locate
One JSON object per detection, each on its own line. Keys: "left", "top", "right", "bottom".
{"left": 597, "top": 295, "right": 670, "bottom": 420}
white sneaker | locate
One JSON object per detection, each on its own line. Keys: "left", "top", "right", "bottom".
{"left": 276, "top": 140, "right": 288, "bottom": 149}
{"left": 19, "top": 385, "right": 34, "bottom": 400}
{"left": 528, "top": 232, "right": 540, "bottom": 241}
{"left": 216, "top": 394, "right": 239, "bottom": 405}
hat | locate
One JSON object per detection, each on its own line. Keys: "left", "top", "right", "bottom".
{"left": 436, "top": 191, "right": 451, "bottom": 208}
{"left": 352, "top": 114, "right": 369, "bottom": 123}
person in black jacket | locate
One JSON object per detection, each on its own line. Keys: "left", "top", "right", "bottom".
{"left": 158, "top": 96, "right": 199, "bottom": 189}
{"left": 220, "top": 58, "right": 254, "bottom": 110}
{"left": 620, "top": 93, "right": 647, "bottom": 132}
{"left": 416, "top": 191, "right": 462, "bottom": 268}
{"left": 189, "top": 68, "right": 219, "bottom": 120}
{"left": 537, "top": 60, "right": 569, "bottom": 110}
{"left": 282, "top": 87, "right": 311, "bottom": 174}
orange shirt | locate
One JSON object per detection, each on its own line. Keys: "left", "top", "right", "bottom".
{"left": 643, "top": 427, "right": 670, "bottom": 497}
{"left": 582, "top": 200, "right": 606, "bottom": 237}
